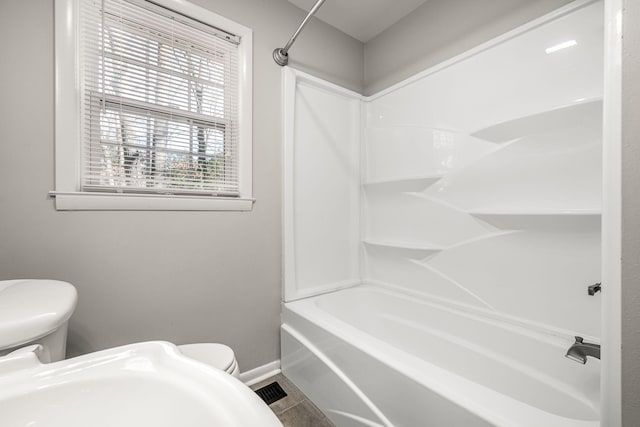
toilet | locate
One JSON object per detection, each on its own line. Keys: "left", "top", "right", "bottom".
{"left": 0, "top": 279, "right": 77, "bottom": 362}
{"left": 178, "top": 343, "right": 240, "bottom": 378}
{"left": 0, "top": 279, "right": 240, "bottom": 378}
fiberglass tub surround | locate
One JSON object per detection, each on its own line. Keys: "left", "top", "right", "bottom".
{"left": 281, "top": 1, "right": 603, "bottom": 426}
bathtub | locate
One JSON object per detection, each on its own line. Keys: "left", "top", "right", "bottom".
{"left": 281, "top": 284, "right": 600, "bottom": 427}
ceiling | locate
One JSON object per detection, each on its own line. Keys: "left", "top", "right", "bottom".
{"left": 288, "top": 0, "right": 429, "bottom": 43}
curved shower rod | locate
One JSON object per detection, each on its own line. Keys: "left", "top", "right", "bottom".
{"left": 273, "top": 0, "right": 327, "bottom": 66}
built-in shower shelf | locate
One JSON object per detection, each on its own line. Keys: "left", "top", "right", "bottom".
{"left": 470, "top": 97, "right": 603, "bottom": 143}
{"left": 469, "top": 209, "right": 601, "bottom": 230}
{"left": 363, "top": 175, "right": 443, "bottom": 192}
{"left": 363, "top": 239, "right": 443, "bottom": 257}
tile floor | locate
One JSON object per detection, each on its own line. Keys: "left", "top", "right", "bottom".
{"left": 251, "top": 373, "right": 336, "bottom": 427}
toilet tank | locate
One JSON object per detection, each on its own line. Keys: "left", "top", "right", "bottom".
{"left": 0, "top": 280, "right": 77, "bottom": 362}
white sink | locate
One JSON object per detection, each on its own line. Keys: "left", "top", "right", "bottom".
{"left": 0, "top": 341, "right": 282, "bottom": 427}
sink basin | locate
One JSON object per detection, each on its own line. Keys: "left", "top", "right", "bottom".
{"left": 0, "top": 341, "right": 282, "bottom": 427}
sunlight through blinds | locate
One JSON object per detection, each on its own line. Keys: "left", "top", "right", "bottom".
{"left": 80, "top": 0, "right": 241, "bottom": 196}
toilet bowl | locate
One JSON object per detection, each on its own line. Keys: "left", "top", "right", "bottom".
{"left": 0, "top": 280, "right": 77, "bottom": 362}
{"left": 178, "top": 343, "right": 240, "bottom": 378}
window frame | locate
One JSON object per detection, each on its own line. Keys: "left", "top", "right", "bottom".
{"left": 53, "top": 0, "right": 253, "bottom": 211}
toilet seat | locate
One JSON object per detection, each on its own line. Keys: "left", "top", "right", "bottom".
{"left": 227, "top": 358, "right": 239, "bottom": 376}
{"left": 178, "top": 343, "right": 240, "bottom": 378}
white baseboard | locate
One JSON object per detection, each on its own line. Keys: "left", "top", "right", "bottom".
{"left": 239, "top": 359, "right": 281, "bottom": 386}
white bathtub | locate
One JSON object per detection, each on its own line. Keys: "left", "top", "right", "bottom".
{"left": 281, "top": 284, "right": 600, "bottom": 427}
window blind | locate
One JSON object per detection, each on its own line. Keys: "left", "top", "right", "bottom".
{"left": 79, "top": 0, "right": 241, "bottom": 196}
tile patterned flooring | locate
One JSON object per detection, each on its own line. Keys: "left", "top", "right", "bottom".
{"left": 251, "top": 373, "right": 336, "bottom": 427}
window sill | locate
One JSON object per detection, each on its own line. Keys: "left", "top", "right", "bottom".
{"left": 49, "top": 191, "right": 255, "bottom": 211}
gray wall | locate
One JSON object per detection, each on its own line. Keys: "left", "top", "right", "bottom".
{"left": 0, "top": 0, "right": 362, "bottom": 371}
{"left": 622, "top": 0, "right": 640, "bottom": 424}
{"left": 363, "top": 0, "right": 574, "bottom": 95}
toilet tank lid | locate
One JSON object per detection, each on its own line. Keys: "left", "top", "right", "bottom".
{"left": 0, "top": 280, "right": 78, "bottom": 350}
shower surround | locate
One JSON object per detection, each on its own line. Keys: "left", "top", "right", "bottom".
{"left": 281, "top": 1, "right": 603, "bottom": 426}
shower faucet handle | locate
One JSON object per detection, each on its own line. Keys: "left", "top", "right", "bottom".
{"left": 587, "top": 283, "right": 601, "bottom": 296}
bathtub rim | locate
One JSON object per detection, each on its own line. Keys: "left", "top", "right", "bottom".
{"left": 362, "top": 279, "right": 600, "bottom": 344}
{"left": 282, "top": 283, "right": 600, "bottom": 426}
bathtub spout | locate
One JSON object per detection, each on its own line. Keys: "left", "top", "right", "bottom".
{"left": 565, "top": 336, "right": 600, "bottom": 364}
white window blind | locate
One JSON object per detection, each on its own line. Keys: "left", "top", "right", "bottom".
{"left": 79, "top": 0, "right": 241, "bottom": 196}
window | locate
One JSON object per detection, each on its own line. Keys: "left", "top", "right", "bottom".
{"left": 54, "top": 0, "right": 253, "bottom": 210}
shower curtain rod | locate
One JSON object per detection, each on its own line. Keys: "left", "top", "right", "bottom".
{"left": 273, "top": 0, "right": 327, "bottom": 66}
